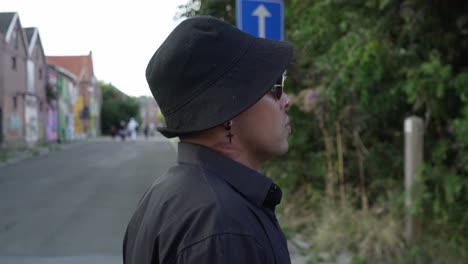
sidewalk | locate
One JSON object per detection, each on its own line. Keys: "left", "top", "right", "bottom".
{"left": 92, "top": 133, "right": 179, "bottom": 152}
{"left": 0, "top": 140, "right": 81, "bottom": 168}
{"left": 0, "top": 133, "right": 176, "bottom": 168}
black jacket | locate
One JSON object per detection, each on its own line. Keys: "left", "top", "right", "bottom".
{"left": 123, "top": 142, "right": 291, "bottom": 264}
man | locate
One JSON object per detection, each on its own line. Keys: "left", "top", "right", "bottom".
{"left": 119, "top": 120, "right": 127, "bottom": 141}
{"left": 127, "top": 117, "right": 139, "bottom": 141}
{"left": 123, "top": 16, "right": 293, "bottom": 263}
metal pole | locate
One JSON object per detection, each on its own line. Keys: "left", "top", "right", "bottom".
{"left": 404, "top": 116, "right": 424, "bottom": 242}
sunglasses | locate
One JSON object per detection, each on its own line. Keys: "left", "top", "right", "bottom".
{"left": 270, "top": 73, "right": 286, "bottom": 100}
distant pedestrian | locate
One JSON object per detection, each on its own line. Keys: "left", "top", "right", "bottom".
{"left": 119, "top": 120, "right": 126, "bottom": 141}
{"left": 123, "top": 16, "right": 293, "bottom": 264}
{"left": 110, "top": 125, "right": 117, "bottom": 139}
{"left": 149, "top": 122, "right": 155, "bottom": 136}
{"left": 143, "top": 125, "right": 149, "bottom": 138}
{"left": 127, "top": 117, "right": 138, "bottom": 141}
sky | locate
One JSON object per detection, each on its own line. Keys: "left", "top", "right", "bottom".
{"left": 1, "top": 0, "right": 188, "bottom": 97}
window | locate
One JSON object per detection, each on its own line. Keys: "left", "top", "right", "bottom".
{"left": 13, "top": 96, "right": 17, "bottom": 109}
{"left": 12, "top": 29, "right": 18, "bottom": 50}
{"left": 39, "top": 68, "right": 43, "bottom": 80}
{"left": 11, "top": 57, "right": 16, "bottom": 70}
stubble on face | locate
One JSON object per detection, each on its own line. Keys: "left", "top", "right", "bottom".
{"left": 200, "top": 93, "right": 291, "bottom": 170}
{"left": 235, "top": 95, "right": 291, "bottom": 164}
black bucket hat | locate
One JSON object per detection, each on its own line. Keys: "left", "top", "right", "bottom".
{"left": 146, "top": 16, "right": 293, "bottom": 138}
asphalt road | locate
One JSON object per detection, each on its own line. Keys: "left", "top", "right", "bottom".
{"left": 0, "top": 137, "right": 176, "bottom": 264}
{"left": 0, "top": 136, "right": 318, "bottom": 264}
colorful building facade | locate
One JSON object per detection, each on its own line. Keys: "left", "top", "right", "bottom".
{"left": 1, "top": 12, "right": 102, "bottom": 149}
{"left": 47, "top": 52, "right": 101, "bottom": 138}
{"left": 47, "top": 65, "right": 77, "bottom": 143}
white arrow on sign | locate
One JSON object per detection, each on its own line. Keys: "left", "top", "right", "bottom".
{"left": 252, "top": 4, "right": 271, "bottom": 38}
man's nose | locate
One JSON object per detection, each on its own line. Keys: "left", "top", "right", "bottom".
{"left": 281, "top": 93, "right": 290, "bottom": 110}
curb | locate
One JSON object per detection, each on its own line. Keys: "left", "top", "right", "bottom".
{"left": 0, "top": 140, "right": 84, "bottom": 168}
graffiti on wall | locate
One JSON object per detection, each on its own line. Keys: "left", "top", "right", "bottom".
{"left": 25, "top": 95, "right": 39, "bottom": 143}
{"left": 46, "top": 101, "right": 58, "bottom": 142}
{"left": 8, "top": 112, "right": 21, "bottom": 138}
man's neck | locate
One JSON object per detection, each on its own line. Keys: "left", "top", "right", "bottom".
{"left": 211, "top": 142, "right": 263, "bottom": 171}
{"left": 182, "top": 138, "right": 262, "bottom": 171}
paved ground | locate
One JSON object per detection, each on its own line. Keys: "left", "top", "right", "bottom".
{"left": 0, "top": 135, "right": 325, "bottom": 264}
{"left": 0, "top": 136, "right": 176, "bottom": 264}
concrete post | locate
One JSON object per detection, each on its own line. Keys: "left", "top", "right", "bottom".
{"left": 404, "top": 116, "right": 424, "bottom": 242}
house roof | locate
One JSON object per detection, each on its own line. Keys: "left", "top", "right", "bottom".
{"left": 24, "top": 27, "right": 35, "bottom": 43}
{"left": 0, "top": 12, "right": 15, "bottom": 35}
{"left": 0, "top": 12, "right": 28, "bottom": 53}
{"left": 24, "top": 27, "right": 46, "bottom": 59}
{"left": 47, "top": 53, "right": 95, "bottom": 82}
{"left": 48, "top": 64, "right": 77, "bottom": 82}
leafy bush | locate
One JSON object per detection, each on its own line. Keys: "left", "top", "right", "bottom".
{"left": 100, "top": 81, "right": 140, "bottom": 134}
{"left": 178, "top": 0, "right": 468, "bottom": 262}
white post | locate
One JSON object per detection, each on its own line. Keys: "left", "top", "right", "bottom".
{"left": 404, "top": 116, "right": 424, "bottom": 242}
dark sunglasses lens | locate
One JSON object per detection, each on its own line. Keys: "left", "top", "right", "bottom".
{"left": 276, "top": 86, "right": 282, "bottom": 99}
{"left": 275, "top": 77, "right": 283, "bottom": 99}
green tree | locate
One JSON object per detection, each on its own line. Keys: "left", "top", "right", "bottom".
{"left": 177, "top": 1, "right": 468, "bottom": 261}
{"left": 100, "top": 81, "right": 140, "bottom": 134}
{"left": 176, "top": 0, "right": 235, "bottom": 23}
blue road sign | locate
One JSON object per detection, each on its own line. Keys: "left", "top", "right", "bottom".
{"left": 236, "top": 0, "right": 284, "bottom": 40}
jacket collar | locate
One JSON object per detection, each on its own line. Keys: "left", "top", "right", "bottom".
{"left": 177, "top": 142, "right": 277, "bottom": 208}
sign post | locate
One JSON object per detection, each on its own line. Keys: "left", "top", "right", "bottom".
{"left": 236, "top": 0, "right": 284, "bottom": 40}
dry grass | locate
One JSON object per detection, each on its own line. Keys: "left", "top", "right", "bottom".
{"left": 279, "top": 187, "right": 405, "bottom": 263}
{"left": 279, "top": 185, "right": 468, "bottom": 263}
{"left": 310, "top": 202, "right": 405, "bottom": 263}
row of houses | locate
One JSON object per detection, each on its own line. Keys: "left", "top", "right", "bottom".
{"left": 139, "top": 96, "right": 160, "bottom": 131}
{"left": 0, "top": 12, "right": 101, "bottom": 148}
